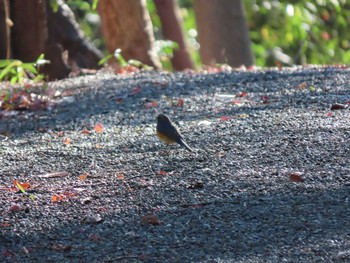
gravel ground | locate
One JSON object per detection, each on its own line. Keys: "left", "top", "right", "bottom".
{"left": 0, "top": 67, "right": 349, "bottom": 262}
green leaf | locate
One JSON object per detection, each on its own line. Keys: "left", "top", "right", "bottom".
{"left": 22, "top": 63, "right": 38, "bottom": 74}
{"left": 92, "top": 0, "right": 98, "bottom": 9}
{"left": 98, "top": 53, "right": 114, "bottom": 66}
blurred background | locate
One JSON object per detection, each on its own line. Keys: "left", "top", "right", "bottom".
{"left": 1, "top": 0, "right": 350, "bottom": 82}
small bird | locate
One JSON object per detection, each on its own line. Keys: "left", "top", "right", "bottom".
{"left": 156, "top": 114, "right": 193, "bottom": 152}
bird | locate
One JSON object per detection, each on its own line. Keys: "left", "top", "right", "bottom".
{"left": 156, "top": 114, "right": 193, "bottom": 152}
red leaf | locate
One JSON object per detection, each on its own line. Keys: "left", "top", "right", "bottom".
{"left": 261, "top": 95, "right": 269, "bottom": 104}
{"left": 237, "top": 91, "right": 247, "bottom": 97}
{"left": 177, "top": 98, "right": 184, "bottom": 107}
{"left": 220, "top": 116, "right": 231, "bottom": 122}
{"left": 94, "top": 123, "right": 104, "bottom": 133}
{"left": 116, "top": 173, "right": 125, "bottom": 180}
{"left": 159, "top": 170, "right": 168, "bottom": 176}
{"left": 9, "top": 204, "right": 21, "bottom": 212}
{"left": 130, "top": 86, "right": 141, "bottom": 95}
{"left": 3, "top": 249, "right": 15, "bottom": 257}
{"left": 12, "top": 180, "right": 31, "bottom": 190}
{"left": 81, "top": 128, "right": 91, "bottom": 135}
{"left": 289, "top": 173, "right": 304, "bottom": 182}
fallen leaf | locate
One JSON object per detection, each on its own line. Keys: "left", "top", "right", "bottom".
{"left": 57, "top": 131, "right": 64, "bottom": 137}
{"left": 140, "top": 214, "right": 161, "bottom": 226}
{"left": 79, "top": 174, "right": 88, "bottom": 181}
{"left": 177, "top": 98, "right": 184, "bottom": 107}
{"left": 220, "top": 116, "right": 231, "bottom": 122}
{"left": 144, "top": 101, "right": 158, "bottom": 108}
{"left": 52, "top": 194, "right": 64, "bottom": 203}
{"left": 232, "top": 99, "right": 244, "bottom": 105}
{"left": 2, "top": 249, "right": 15, "bottom": 257}
{"left": 51, "top": 244, "right": 72, "bottom": 252}
{"left": 12, "top": 180, "right": 31, "bottom": 191}
{"left": 297, "top": 82, "right": 307, "bottom": 89}
{"left": 116, "top": 97, "right": 124, "bottom": 103}
{"left": 289, "top": 173, "right": 304, "bottom": 182}
{"left": 261, "top": 95, "right": 269, "bottom": 104}
{"left": 63, "top": 137, "right": 71, "bottom": 145}
{"left": 326, "top": 112, "right": 334, "bottom": 117}
{"left": 0, "top": 222, "right": 11, "bottom": 227}
{"left": 330, "top": 103, "right": 348, "bottom": 110}
{"left": 81, "top": 128, "right": 91, "bottom": 135}
{"left": 130, "top": 86, "right": 141, "bottom": 95}
{"left": 237, "top": 91, "right": 247, "bottom": 97}
{"left": 9, "top": 204, "right": 21, "bottom": 212}
{"left": 37, "top": 171, "right": 69, "bottom": 178}
{"left": 116, "top": 173, "right": 125, "bottom": 180}
{"left": 159, "top": 170, "right": 168, "bottom": 176}
{"left": 94, "top": 123, "right": 104, "bottom": 133}
{"left": 88, "top": 233, "right": 100, "bottom": 241}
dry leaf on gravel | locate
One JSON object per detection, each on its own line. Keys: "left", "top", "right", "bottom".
{"left": 289, "top": 172, "right": 304, "bottom": 182}
{"left": 94, "top": 123, "right": 104, "bottom": 133}
{"left": 140, "top": 214, "right": 161, "bottom": 226}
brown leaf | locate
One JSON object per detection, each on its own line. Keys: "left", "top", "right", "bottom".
{"left": 330, "top": 103, "right": 348, "bottom": 110}
{"left": 140, "top": 214, "right": 161, "bottom": 226}
{"left": 51, "top": 244, "right": 72, "bottom": 252}
{"left": 289, "top": 173, "right": 304, "bottom": 182}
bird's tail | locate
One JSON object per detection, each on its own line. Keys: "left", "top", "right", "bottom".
{"left": 179, "top": 139, "right": 193, "bottom": 152}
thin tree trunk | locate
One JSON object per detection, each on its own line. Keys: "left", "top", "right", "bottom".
{"left": 154, "top": 0, "right": 194, "bottom": 71}
{"left": 98, "top": 0, "right": 161, "bottom": 69}
{"left": 0, "top": 0, "right": 11, "bottom": 59}
{"left": 193, "top": 0, "right": 254, "bottom": 67}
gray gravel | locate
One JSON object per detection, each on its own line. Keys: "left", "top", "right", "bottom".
{"left": 0, "top": 67, "right": 349, "bottom": 262}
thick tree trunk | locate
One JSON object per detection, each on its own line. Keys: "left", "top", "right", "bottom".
{"left": 98, "top": 0, "right": 161, "bottom": 69}
{"left": 193, "top": 0, "right": 254, "bottom": 67}
{"left": 154, "top": 0, "right": 194, "bottom": 71}
{"left": 46, "top": 0, "right": 103, "bottom": 69}
{"left": 10, "top": 0, "right": 48, "bottom": 62}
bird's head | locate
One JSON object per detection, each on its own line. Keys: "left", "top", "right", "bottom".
{"left": 157, "top": 114, "right": 171, "bottom": 123}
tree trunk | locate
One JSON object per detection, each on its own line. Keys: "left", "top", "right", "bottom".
{"left": 98, "top": 0, "right": 161, "bottom": 69}
{"left": 154, "top": 0, "right": 194, "bottom": 71}
{"left": 0, "top": 0, "right": 11, "bottom": 59}
{"left": 193, "top": 0, "right": 254, "bottom": 67}
{"left": 46, "top": 0, "right": 103, "bottom": 70}
{"left": 10, "top": 0, "right": 48, "bottom": 62}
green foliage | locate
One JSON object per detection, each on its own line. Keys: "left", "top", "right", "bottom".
{"left": 244, "top": 0, "right": 350, "bottom": 66}
{"left": 0, "top": 54, "right": 50, "bottom": 84}
{"left": 66, "top": 0, "right": 350, "bottom": 69}
{"left": 98, "top": 49, "right": 151, "bottom": 69}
